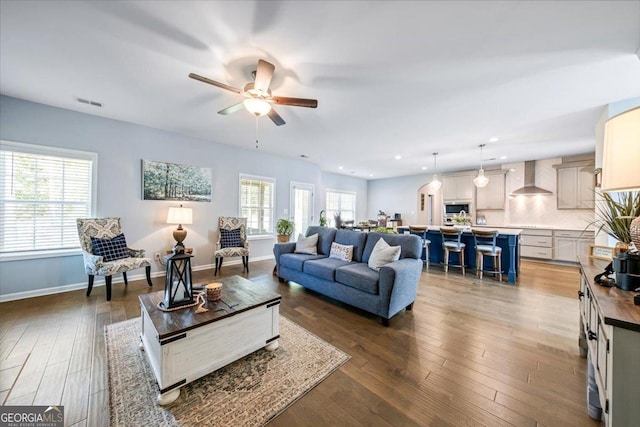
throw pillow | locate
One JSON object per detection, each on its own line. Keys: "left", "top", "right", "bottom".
{"left": 91, "top": 233, "right": 129, "bottom": 262}
{"left": 368, "top": 237, "right": 401, "bottom": 271}
{"left": 295, "top": 233, "right": 318, "bottom": 255}
{"left": 220, "top": 228, "right": 242, "bottom": 248}
{"left": 329, "top": 242, "right": 353, "bottom": 262}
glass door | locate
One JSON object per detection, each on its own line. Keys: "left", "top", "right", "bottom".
{"left": 290, "top": 182, "right": 314, "bottom": 240}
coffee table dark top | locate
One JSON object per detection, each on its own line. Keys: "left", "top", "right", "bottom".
{"left": 139, "top": 275, "right": 281, "bottom": 340}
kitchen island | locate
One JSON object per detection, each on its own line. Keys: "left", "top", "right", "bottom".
{"left": 398, "top": 225, "right": 521, "bottom": 283}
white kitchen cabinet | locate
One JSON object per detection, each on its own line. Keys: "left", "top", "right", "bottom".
{"left": 557, "top": 165, "right": 595, "bottom": 209}
{"left": 475, "top": 171, "right": 506, "bottom": 210}
{"left": 553, "top": 229, "right": 594, "bottom": 262}
{"left": 520, "top": 228, "right": 553, "bottom": 259}
{"left": 443, "top": 174, "right": 473, "bottom": 201}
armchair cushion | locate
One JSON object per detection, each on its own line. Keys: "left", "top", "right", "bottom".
{"left": 91, "top": 233, "right": 129, "bottom": 262}
{"left": 220, "top": 228, "right": 242, "bottom": 248}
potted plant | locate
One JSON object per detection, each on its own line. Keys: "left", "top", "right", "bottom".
{"left": 276, "top": 218, "right": 295, "bottom": 243}
{"left": 333, "top": 212, "right": 342, "bottom": 229}
{"left": 319, "top": 210, "right": 327, "bottom": 227}
{"left": 587, "top": 191, "right": 640, "bottom": 254}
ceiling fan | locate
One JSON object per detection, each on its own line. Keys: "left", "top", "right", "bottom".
{"left": 189, "top": 59, "right": 318, "bottom": 126}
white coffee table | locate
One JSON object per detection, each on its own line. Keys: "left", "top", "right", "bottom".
{"left": 138, "top": 275, "right": 281, "bottom": 405}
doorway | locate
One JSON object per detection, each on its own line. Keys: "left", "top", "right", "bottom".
{"left": 290, "top": 182, "right": 314, "bottom": 240}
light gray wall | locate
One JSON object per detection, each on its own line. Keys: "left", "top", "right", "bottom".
{"left": 368, "top": 175, "right": 432, "bottom": 225}
{"left": 0, "top": 95, "right": 367, "bottom": 299}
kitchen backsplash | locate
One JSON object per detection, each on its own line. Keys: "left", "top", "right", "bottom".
{"left": 478, "top": 157, "right": 595, "bottom": 230}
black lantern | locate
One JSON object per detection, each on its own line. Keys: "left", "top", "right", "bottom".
{"left": 161, "top": 253, "right": 194, "bottom": 309}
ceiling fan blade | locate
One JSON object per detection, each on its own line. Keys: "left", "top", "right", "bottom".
{"left": 254, "top": 59, "right": 275, "bottom": 93}
{"left": 271, "top": 96, "right": 318, "bottom": 108}
{"left": 267, "top": 108, "right": 286, "bottom": 126}
{"left": 189, "top": 73, "right": 242, "bottom": 94}
{"left": 218, "top": 103, "right": 245, "bottom": 115}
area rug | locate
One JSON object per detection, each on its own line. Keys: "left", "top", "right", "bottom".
{"left": 105, "top": 316, "right": 350, "bottom": 426}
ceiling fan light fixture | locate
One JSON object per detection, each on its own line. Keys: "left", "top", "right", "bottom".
{"left": 243, "top": 98, "right": 272, "bottom": 116}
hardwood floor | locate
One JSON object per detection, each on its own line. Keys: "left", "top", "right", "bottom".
{"left": 0, "top": 260, "right": 599, "bottom": 426}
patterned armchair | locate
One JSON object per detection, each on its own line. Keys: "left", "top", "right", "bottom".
{"left": 76, "top": 217, "right": 153, "bottom": 301}
{"left": 214, "top": 217, "right": 249, "bottom": 275}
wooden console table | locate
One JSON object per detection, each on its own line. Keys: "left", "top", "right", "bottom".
{"left": 578, "top": 255, "right": 640, "bottom": 426}
{"left": 139, "top": 275, "right": 281, "bottom": 405}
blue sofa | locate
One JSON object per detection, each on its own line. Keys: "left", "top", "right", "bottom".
{"left": 273, "top": 226, "right": 423, "bottom": 326}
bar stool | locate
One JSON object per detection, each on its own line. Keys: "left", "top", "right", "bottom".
{"left": 440, "top": 227, "right": 465, "bottom": 275}
{"left": 409, "top": 226, "right": 430, "bottom": 269}
{"left": 472, "top": 229, "right": 502, "bottom": 281}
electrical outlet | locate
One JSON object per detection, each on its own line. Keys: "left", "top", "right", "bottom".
{"left": 154, "top": 252, "right": 161, "bottom": 261}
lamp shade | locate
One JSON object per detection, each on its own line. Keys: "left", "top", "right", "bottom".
{"left": 601, "top": 107, "right": 640, "bottom": 192}
{"left": 167, "top": 206, "right": 193, "bottom": 225}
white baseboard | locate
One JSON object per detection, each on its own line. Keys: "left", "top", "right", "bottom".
{"left": 0, "top": 255, "right": 274, "bottom": 303}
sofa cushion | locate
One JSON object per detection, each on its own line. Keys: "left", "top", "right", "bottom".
{"left": 280, "top": 253, "right": 326, "bottom": 272}
{"left": 335, "top": 230, "right": 367, "bottom": 262}
{"left": 295, "top": 233, "right": 318, "bottom": 255}
{"left": 305, "top": 226, "right": 337, "bottom": 255}
{"left": 304, "top": 257, "right": 351, "bottom": 281}
{"left": 335, "top": 263, "right": 379, "bottom": 295}
{"left": 329, "top": 242, "right": 353, "bottom": 262}
{"left": 367, "top": 238, "right": 401, "bottom": 270}
{"left": 362, "top": 232, "right": 421, "bottom": 263}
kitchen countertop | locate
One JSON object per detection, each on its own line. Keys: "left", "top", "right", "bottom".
{"left": 474, "top": 224, "right": 594, "bottom": 232}
{"left": 401, "top": 225, "right": 522, "bottom": 235}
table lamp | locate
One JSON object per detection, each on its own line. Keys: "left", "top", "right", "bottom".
{"left": 167, "top": 205, "right": 193, "bottom": 254}
{"left": 601, "top": 106, "right": 640, "bottom": 291}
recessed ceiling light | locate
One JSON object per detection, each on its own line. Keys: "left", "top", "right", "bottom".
{"left": 500, "top": 155, "right": 507, "bottom": 160}
{"left": 489, "top": 137, "right": 498, "bottom": 143}
{"left": 421, "top": 166, "right": 427, "bottom": 170}
{"left": 369, "top": 173, "right": 374, "bottom": 177}
{"left": 395, "top": 155, "right": 402, "bottom": 160}
{"left": 338, "top": 166, "right": 344, "bottom": 170}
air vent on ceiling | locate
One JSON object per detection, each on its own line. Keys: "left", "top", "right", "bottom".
{"left": 76, "top": 97, "right": 103, "bottom": 107}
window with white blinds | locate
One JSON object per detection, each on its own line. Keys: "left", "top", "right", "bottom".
{"left": 0, "top": 141, "right": 97, "bottom": 257}
{"left": 239, "top": 174, "right": 275, "bottom": 237}
{"left": 325, "top": 189, "right": 356, "bottom": 227}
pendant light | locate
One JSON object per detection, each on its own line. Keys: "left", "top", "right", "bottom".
{"left": 429, "top": 152, "right": 442, "bottom": 191}
{"left": 473, "top": 144, "right": 489, "bottom": 188}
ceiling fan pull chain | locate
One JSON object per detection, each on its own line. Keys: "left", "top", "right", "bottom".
{"left": 255, "top": 115, "right": 259, "bottom": 148}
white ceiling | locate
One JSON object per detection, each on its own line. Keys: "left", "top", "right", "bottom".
{"left": 1, "top": 1, "right": 639, "bottom": 179}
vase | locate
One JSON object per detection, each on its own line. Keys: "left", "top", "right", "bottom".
{"left": 631, "top": 215, "right": 640, "bottom": 252}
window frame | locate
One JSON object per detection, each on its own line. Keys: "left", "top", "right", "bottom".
{"left": 239, "top": 173, "right": 276, "bottom": 240}
{"left": 0, "top": 140, "right": 98, "bottom": 261}
{"left": 325, "top": 188, "right": 356, "bottom": 227}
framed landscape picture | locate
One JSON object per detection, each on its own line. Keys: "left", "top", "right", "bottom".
{"left": 142, "top": 160, "right": 212, "bottom": 202}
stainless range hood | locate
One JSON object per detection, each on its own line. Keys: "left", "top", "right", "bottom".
{"left": 510, "top": 161, "right": 553, "bottom": 196}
